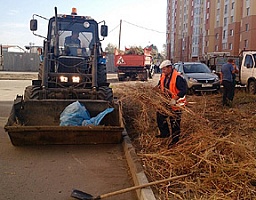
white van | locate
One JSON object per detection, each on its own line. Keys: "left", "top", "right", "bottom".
{"left": 239, "top": 51, "right": 256, "bottom": 94}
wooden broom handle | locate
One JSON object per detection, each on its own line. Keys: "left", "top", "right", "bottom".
{"left": 98, "top": 174, "right": 189, "bottom": 199}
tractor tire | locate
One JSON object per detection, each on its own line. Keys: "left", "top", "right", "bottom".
{"left": 97, "top": 64, "right": 107, "bottom": 86}
{"left": 97, "top": 86, "right": 113, "bottom": 102}
{"left": 248, "top": 80, "right": 256, "bottom": 94}
{"left": 38, "top": 63, "right": 43, "bottom": 80}
{"left": 24, "top": 86, "right": 32, "bottom": 102}
{"left": 24, "top": 85, "right": 41, "bottom": 101}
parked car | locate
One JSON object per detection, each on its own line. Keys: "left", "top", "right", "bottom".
{"left": 173, "top": 62, "right": 220, "bottom": 94}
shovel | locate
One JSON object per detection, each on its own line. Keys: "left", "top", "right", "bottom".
{"left": 71, "top": 174, "right": 188, "bottom": 200}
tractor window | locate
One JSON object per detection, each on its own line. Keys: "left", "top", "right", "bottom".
{"left": 49, "top": 20, "right": 97, "bottom": 56}
{"left": 59, "top": 31, "right": 93, "bottom": 49}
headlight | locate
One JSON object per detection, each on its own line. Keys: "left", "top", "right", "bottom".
{"left": 214, "top": 77, "right": 219, "bottom": 81}
{"left": 60, "top": 76, "right": 68, "bottom": 82}
{"left": 188, "top": 77, "right": 198, "bottom": 83}
{"left": 72, "top": 76, "right": 80, "bottom": 83}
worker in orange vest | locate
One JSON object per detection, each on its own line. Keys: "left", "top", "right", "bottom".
{"left": 155, "top": 60, "right": 187, "bottom": 147}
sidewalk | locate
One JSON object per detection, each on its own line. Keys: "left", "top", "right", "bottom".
{"left": 0, "top": 71, "right": 37, "bottom": 80}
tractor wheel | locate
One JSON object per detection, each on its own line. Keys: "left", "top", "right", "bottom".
{"left": 24, "top": 86, "right": 41, "bottom": 101}
{"left": 97, "top": 86, "right": 113, "bottom": 102}
{"left": 38, "top": 63, "right": 43, "bottom": 80}
{"left": 97, "top": 64, "right": 107, "bottom": 86}
{"left": 248, "top": 80, "right": 256, "bottom": 94}
{"left": 24, "top": 86, "right": 32, "bottom": 101}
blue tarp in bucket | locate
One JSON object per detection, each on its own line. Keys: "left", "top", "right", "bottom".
{"left": 60, "top": 101, "right": 114, "bottom": 126}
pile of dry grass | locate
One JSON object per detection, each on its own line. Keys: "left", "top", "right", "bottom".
{"left": 114, "top": 83, "right": 256, "bottom": 200}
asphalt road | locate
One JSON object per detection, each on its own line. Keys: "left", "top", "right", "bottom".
{"left": 0, "top": 78, "right": 137, "bottom": 200}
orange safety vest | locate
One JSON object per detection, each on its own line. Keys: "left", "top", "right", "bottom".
{"left": 160, "top": 70, "right": 187, "bottom": 110}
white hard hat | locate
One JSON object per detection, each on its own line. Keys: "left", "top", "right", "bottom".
{"left": 159, "top": 60, "right": 172, "bottom": 69}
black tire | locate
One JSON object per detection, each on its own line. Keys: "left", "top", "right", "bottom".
{"left": 97, "top": 86, "right": 113, "bottom": 102}
{"left": 117, "top": 72, "right": 125, "bottom": 81}
{"left": 141, "top": 70, "right": 148, "bottom": 81}
{"left": 24, "top": 86, "right": 32, "bottom": 102}
{"left": 38, "top": 63, "right": 43, "bottom": 80}
{"left": 97, "top": 64, "right": 107, "bottom": 86}
{"left": 248, "top": 80, "right": 256, "bottom": 94}
{"left": 24, "top": 86, "right": 40, "bottom": 101}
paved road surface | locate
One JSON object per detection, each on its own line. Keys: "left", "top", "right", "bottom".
{"left": 0, "top": 77, "right": 137, "bottom": 200}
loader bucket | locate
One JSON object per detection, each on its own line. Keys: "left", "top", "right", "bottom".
{"left": 4, "top": 97, "right": 124, "bottom": 146}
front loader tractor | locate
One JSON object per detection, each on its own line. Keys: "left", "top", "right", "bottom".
{"left": 4, "top": 7, "right": 124, "bottom": 146}
{"left": 28, "top": 7, "right": 112, "bottom": 101}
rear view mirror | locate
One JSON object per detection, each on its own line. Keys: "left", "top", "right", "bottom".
{"left": 30, "top": 19, "right": 38, "bottom": 31}
{"left": 100, "top": 25, "right": 108, "bottom": 37}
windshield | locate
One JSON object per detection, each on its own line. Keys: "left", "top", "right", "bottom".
{"left": 183, "top": 63, "right": 211, "bottom": 73}
{"left": 50, "top": 21, "right": 96, "bottom": 56}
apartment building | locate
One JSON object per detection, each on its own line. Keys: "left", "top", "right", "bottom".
{"left": 166, "top": 0, "right": 256, "bottom": 62}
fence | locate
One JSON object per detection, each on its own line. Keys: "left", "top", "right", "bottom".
{"left": 0, "top": 52, "right": 40, "bottom": 72}
{"left": 0, "top": 52, "right": 116, "bottom": 73}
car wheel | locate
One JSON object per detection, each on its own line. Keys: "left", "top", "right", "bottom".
{"left": 248, "top": 80, "right": 256, "bottom": 94}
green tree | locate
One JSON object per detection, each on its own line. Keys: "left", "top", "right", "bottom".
{"left": 146, "top": 44, "right": 165, "bottom": 65}
{"left": 104, "top": 43, "right": 117, "bottom": 54}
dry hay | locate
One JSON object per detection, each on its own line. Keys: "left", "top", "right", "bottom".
{"left": 114, "top": 83, "right": 256, "bottom": 200}
{"left": 115, "top": 46, "right": 145, "bottom": 55}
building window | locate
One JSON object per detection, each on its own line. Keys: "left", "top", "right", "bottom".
{"left": 215, "top": 45, "right": 219, "bottom": 51}
{"left": 231, "top": 16, "right": 234, "bottom": 23}
{"left": 246, "top": 8, "right": 250, "bottom": 16}
{"left": 224, "top": 17, "right": 227, "bottom": 26}
{"left": 223, "top": 43, "right": 227, "bottom": 50}
{"left": 223, "top": 30, "right": 226, "bottom": 39}
{"left": 229, "top": 43, "right": 233, "bottom": 50}
{"left": 224, "top": 5, "right": 228, "bottom": 14}
{"left": 230, "top": 29, "right": 234, "bottom": 36}
{"left": 244, "top": 39, "right": 248, "bottom": 48}
{"left": 245, "top": 23, "right": 249, "bottom": 31}
{"left": 216, "top": 20, "right": 219, "bottom": 27}
{"left": 231, "top": 2, "right": 235, "bottom": 9}
{"left": 215, "top": 33, "right": 219, "bottom": 39}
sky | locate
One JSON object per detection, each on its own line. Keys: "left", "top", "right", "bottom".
{"left": 0, "top": 0, "right": 167, "bottom": 52}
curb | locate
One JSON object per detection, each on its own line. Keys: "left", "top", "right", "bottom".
{"left": 122, "top": 131, "right": 156, "bottom": 200}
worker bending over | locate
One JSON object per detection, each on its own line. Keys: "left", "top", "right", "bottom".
{"left": 155, "top": 60, "right": 187, "bottom": 148}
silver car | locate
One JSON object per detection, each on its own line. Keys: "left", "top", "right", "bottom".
{"left": 174, "top": 62, "right": 220, "bottom": 94}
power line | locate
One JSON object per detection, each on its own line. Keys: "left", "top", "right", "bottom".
{"left": 123, "top": 20, "right": 165, "bottom": 34}
{"left": 109, "top": 24, "right": 120, "bottom": 34}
